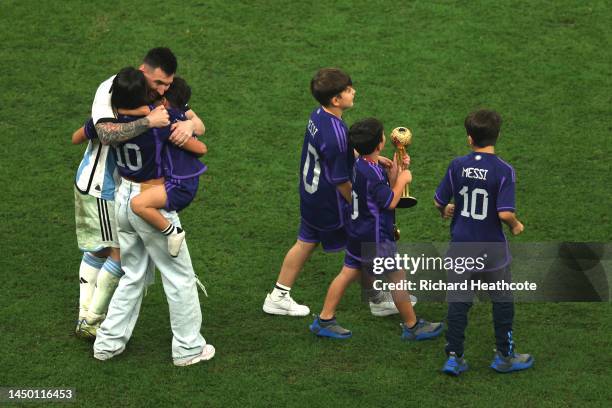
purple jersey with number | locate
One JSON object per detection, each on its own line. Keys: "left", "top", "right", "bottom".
{"left": 434, "top": 152, "right": 516, "bottom": 243}
{"left": 299, "top": 107, "right": 354, "bottom": 231}
{"left": 161, "top": 109, "right": 207, "bottom": 180}
{"left": 113, "top": 108, "right": 184, "bottom": 182}
{"left": 346, "top": 158, "right": 395, "bottom": 259}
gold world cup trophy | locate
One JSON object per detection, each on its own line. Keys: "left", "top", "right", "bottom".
{"left": 390, "top": 126, "right": 417, "bottom": 240}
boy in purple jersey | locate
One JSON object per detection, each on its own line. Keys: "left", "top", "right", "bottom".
{"left": 119, "top": 77, "right": 208, "bottom": 257}
{"left": 262, "top": 68, "right": 357, "bottom": 316}
{"left": 310, "top": 118, "right": 444, "bottom": 340}
{"left": 434, "top": 109, "right": 533, "bottom": 375}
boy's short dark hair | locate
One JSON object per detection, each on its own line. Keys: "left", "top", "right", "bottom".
{"left": 111, "top": 67, "right": 150, "bottom": 109}
{"left": 310, "top": 68, "right": 352, "bottom": 107}
{"left": 464, "top": 109, "right": 502, "bottom": 147}
{"left": 164, "top": 77, "right": 192, "bottom": 111}
{"left": 143, "top": 47, "right": 178, "bottom": 75}
{"left": 349, "top": 118, "right": 384, "bottom": 155}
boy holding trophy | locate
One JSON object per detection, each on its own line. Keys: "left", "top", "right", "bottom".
{"left": 310, "top": 118, "right": 443, "bottom": 340}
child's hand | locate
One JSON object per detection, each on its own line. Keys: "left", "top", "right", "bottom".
{"left": 442, "top": 204, "right": 455, "bottom": 219}
{"left": 401, "top": 153, "right": 411, "bottom": 168}
{"left": 511, "top": 221, "right": 524, "bottom": 235}
{"left": 397, "top": 169, "right": 412, "bottom": 186}
{"left": 147, "top": 105, "right": 170, "bottom": 128}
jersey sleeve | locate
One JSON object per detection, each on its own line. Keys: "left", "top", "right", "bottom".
{"left": 91, "top": 76, "right": 117, "bottom": 124}
{"left": 497, "top": 166, "right": 516, "bottom": 212}
{"left": 434, "top": 163, "right": 454, "bottom": 206}
{"left": 83, "top": 118, "right": 98, "bottom": 140}
{"left": 320, "top": 119, "right": 350, "bottom": 184}
{"left": 371, "top": 179, "right": 394, "bottom": 210}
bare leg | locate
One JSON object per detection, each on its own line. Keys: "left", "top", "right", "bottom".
{"left": 276, "top": 240, "right": 317, "bottom": 287}
{"left": 130, "top": 186, "right": 170, "bottom": 231}
{"left": 387, "top": 269, "right": 417, "bottom": 327}
{"left": 320, "top": 266, "right": 360, "bottom": 320}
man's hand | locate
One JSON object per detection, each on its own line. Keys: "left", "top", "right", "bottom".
{"left": 170, "top": 120, "right": 195, "bottom": 147}
{"left": 511, "top": 221, "right": 524, "bottom": 235}
{"left": 146, "top": 105, "right": 170, "bottom": 128}
{"left": 442, "top": 204, "right": 455, "bottom": 219}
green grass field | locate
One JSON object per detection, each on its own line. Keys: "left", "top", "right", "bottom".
{"left": 1, "top": 0, "right": 611, "bottom": 406}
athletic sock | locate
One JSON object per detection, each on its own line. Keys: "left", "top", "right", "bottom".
{"left": 162, "top": 224, "right": 184, "bottom": 236}
{"left": 271, "top": 282, "right": 291, "bottom": 301}
{"left": 86, "top": 258, "right": 124, "bottom": 325}
{"left": 319, "top": 316, "right": 335, "bottom": 325}
{"left": 79, "top": 253, "right": 105, "bottom": 320}
{"left": 407, "top": 320, "right": 418, "bottom": 330}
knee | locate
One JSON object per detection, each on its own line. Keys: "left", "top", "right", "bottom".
{"left": 130, "top": 196, "right": 144, "bottom": 214}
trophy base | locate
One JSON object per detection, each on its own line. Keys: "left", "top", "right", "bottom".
{"left": 397, "top": 196, "right": 418, "bottom": 208}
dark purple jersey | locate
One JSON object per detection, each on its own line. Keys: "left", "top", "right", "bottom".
{"left": 346, "top": 158, "right": 395, "bottom": 259}
{"left": 161, "top": 110, "right": 207, "bottom": 180}
{"left": 435, "top": 152, "right": 516, "bottom": 243}
{"left": 299, "top": 107, "right": 354, "bottom": 230}
{"left": 112, "top": 108, "right": 183, "bottom": 182}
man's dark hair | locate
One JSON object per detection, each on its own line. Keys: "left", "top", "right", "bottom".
{"left": 164, "top": 77, "right": 191, "bottom": 111}
{"left": 464, "top": 109, "right": 502, "bottom": 147}
{"left": 310, "top": 68, "right": 352, "bottom": 107}
{"left": 111, "top": 67, "right": 150, "bottom": 109}
{"left": 143, "top": 47, "right": 177, "bottom": 75}
{"left": 349, "top": 118, "right": 384, "bottom": 155}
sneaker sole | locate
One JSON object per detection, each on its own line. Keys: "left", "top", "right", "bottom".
{"left": 491, "top": 357, "right": 534, "bottom": 373}
{"left": 174, "top": 345, "right": 216, "bottom": 367}
{"left": 442, "top": 363, "right": 469, "bottom": 376}
{"left": 403, "top": 323, "right": 445, "bottom": 341}
{"left": 263, "top": 303, "right": 310, "bottom": 317}
{"left": 370, "top": 308, "right": 400, "bottom": 317}
{"left": 309, "top": 325, "right": 352, "bottom": 339}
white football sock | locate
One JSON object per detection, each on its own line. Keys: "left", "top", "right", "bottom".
{"left": 271, "top": 282, "right": 291, "bottom": 301}
{"left": 86, "top": 258, "right": 123, "bottom": 324}
{"left": 79, "top": 253, "right": 105, "bottom": 320}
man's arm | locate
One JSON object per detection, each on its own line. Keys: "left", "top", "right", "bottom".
{"left": 95, "top": 118, "right": 150, "bottom": 146}
{"left": 96, "top": 105, "right": 170, "bottom": 145}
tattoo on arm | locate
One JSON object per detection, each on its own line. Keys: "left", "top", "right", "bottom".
{"left": 95, "top": 117, "right": 150, "bottom": 145}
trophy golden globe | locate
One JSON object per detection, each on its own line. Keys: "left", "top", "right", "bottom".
{"left": 390, "top": 126, "right": 418, "bottom": 209}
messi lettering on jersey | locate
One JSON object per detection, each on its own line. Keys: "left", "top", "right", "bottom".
{"left": 299, "top": 107, "right": 354, "bottom": 231}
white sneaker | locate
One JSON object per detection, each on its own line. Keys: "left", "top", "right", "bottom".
{"left": 174, "top": 344, "right": 216, "bottom": 367}
{"left": 370, "top": 294, "right": 417, "bottom": 317}
{"left": 262, "top": 293, "right": 310, "bottom": 316}
{"left": 168, "top": 230, "right": 186, "bottom": 257}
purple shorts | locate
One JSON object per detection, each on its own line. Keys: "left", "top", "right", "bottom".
{"left": 165, "top": 177, "right": 199, "bottom": 212}
{"left": 344, "top": 240, "right": 399, "bottom": 276}
{"left": 298, "top": 220, "right": 346, "bottom": 252}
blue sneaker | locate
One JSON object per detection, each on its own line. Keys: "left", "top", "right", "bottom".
{"left": 490, "top": 350, "right": 534, "bottom": 373}
{"left": 442, "top": 352, "right": 469, "bottom": 376}
{"left": 401, "top": 319, "right": 444, "bottom": 341}
{"left": 309, "top": 316, "right": 352, "bottom": 339}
